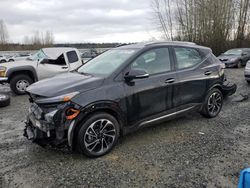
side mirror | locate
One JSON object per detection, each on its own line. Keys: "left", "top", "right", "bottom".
{"left": 242, "top": 52, "right": 248, "bottom": 56}
{"left": 124, "top": 69, "right": 149, "bottom": 82}
{"left": 40, "top": 58, "right": 49, "bottom": 64}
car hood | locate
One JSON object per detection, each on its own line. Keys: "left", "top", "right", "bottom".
{"left": 0, "top": 60, "right": 37, "bottom": 68}
{"left": 217, "top": 55, "right": 240, "bottom": 60}
{"left": 26, "top": 72, "right": 104, "bottom": 97}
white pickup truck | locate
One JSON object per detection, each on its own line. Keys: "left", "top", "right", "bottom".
{"left": 0, "top": 48, "right": 83, "bottom": 95}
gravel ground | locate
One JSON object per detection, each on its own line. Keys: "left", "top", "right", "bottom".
{"left": 0, "top": 68, "right": 249, "bottom": 188}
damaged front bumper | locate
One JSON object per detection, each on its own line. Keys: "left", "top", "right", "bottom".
{"left": 23, "top": 102, "right": 79, "bottom": 148}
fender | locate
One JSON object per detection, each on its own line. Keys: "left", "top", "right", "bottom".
{"left": 67, "top": 100, "right": 126, "bottom": 148}
{"left": 6, "top": 66, "right": 38, "bottom": 81}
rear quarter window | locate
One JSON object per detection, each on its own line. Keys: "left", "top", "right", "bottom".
{"left": 174, "top": 47, "right": 203, "bottom": 69}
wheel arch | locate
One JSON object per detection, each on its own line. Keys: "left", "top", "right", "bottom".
{"left": 7, "top": 66, "right": 38, "bottom": 82}
{"left": 210, "top": 84, "right": 223, "bottom": 93}
{"left": 70, "top": 101, "right": 126, "bottom": 150}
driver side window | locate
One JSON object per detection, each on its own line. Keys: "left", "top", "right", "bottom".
{"left": 44, "top": 54, "right": 67, "bottom": 66}
{"left": 131, "top": 48, "right": 171, "bottom": 75}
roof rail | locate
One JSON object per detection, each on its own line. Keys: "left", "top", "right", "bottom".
{"left": 145, "top": 41, "right": 196, "bottom": 46}
{"left": 115, "top": 43, "right": 131, "bottom": 48}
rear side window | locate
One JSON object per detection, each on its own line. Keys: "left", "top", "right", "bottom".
{"left": 174, "top": 47, "right": 203, "bottom": 69}
{"left": 67, "top": 51, "right": 79, "bottom": 63}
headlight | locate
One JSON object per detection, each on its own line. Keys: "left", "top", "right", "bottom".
{"left": 35, "top": 92, "right": 80, "bottom": 104}
{"left": 0, "top": 66, "right": 6, "bottom": 77}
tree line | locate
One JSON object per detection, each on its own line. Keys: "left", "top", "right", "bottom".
{"left": 0, "top": 19, "right": 123, "bottom": 51}
{"left": 152, "top": 0, "right": 250, "bottom": 55}
{"left": 0, "top": 19, "right": 54, "bottom": 50}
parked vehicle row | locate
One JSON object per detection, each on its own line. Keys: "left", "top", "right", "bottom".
{"left": 0, "top": 53, "right": 32, "bottom": 63}
{"left": 0, "top": 55, "right": 7, "bottom": 63}
{"left": 218, "top": 48, "right": 250, "bottom": 68}
{"left": 7, "top": 53, "right": 32, "bottom": 62}
{"left": 23, "top": 41, "right": 237, "bottom": 157}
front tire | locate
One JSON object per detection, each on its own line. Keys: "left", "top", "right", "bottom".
{"left": 77, "top": 113, "right": 120, "bottom": 158}
{"left": 10, "top": 74, "right": 33, "bottom": 95}
{"left": 201, "top": 88, "right": 223, "bottom": 118}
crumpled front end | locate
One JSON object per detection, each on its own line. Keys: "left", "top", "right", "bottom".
{"left": 24, "top": 94, "right": 81, "bottom": 148}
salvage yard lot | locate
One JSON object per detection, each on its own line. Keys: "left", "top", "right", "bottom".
{"left": 0, "top": 68, "right": 249, "bottom": 188}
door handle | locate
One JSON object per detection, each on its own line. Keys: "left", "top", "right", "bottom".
{"left": 61, "top": 66, "right": 68, "bottom": 69}
{"left": 165, "top": 78, "right": 175, "bottom": 84}
{"left": 204, "top": 71, "right": 212, "bottom": 76}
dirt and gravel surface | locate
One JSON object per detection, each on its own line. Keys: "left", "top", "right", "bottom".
{"left": 0, "top": 68, "right": 249, "bottom": 188}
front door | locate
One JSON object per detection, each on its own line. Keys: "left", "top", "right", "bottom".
{"left": 123, "top": 47, "right": 177, "bottom": 125}
{"left": 37, "top": 54, "right": 69, "bottom": 80}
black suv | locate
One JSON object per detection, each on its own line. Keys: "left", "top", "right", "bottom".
{"left": 24, "top": 42, "right": 236, "bottom": 157}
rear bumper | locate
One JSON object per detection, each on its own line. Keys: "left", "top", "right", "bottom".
{"left": 221, "top": 82, "right": 237, "bottom": 97}
{"left": 224, "top": 62, "right": 237, "bottom": 68}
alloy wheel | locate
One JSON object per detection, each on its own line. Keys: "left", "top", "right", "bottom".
{"left": 207, "top": 92, "right": 222, "bottom": 116}
{"left": 84, "top": 119, "right": 116, "bottom": 155}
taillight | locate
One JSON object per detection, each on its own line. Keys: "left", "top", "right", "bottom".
{"left": 65, "top": 108, "right": 80, "bottom": 120}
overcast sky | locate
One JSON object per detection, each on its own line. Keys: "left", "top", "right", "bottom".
{"left": 0, "top": 0, "right": 160, "bottom": 43}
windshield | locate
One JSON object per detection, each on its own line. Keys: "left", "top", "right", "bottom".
{"left": 29, "top": 49, "right": 48, "bottom": 61}
{"left": 224, "top": 49, "right": 242, "bottom": 56}
{"left": 77, "top": 49, "right": 138, "bottom": 76}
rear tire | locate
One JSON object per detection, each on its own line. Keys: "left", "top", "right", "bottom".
{"left": 0, "top": 93, "right": 10, "bottom": 107}
{"left": 77, "top": 112, "right": 120, "bottom": 158}
{"left": 10, "top": 74, "right": 33, "bottom": 95}
{"left": 201, "top": 88, "right": 223, "bottom": 118}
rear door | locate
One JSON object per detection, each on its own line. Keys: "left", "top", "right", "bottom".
{"left": 172, "top": 47, "right": 212, "bottom": 108}
{"left": 66, "top": 50, "right": 83, "bottom": 71}
{"left": 123, "top": 47, "right": 177, "bottom": 125}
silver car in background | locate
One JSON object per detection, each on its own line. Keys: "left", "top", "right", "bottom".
{"left": 245, "top": 60, "right": 250, "bottom": 84}
{"left": 7, "top": 53, "right": 32, "bottom": 62}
